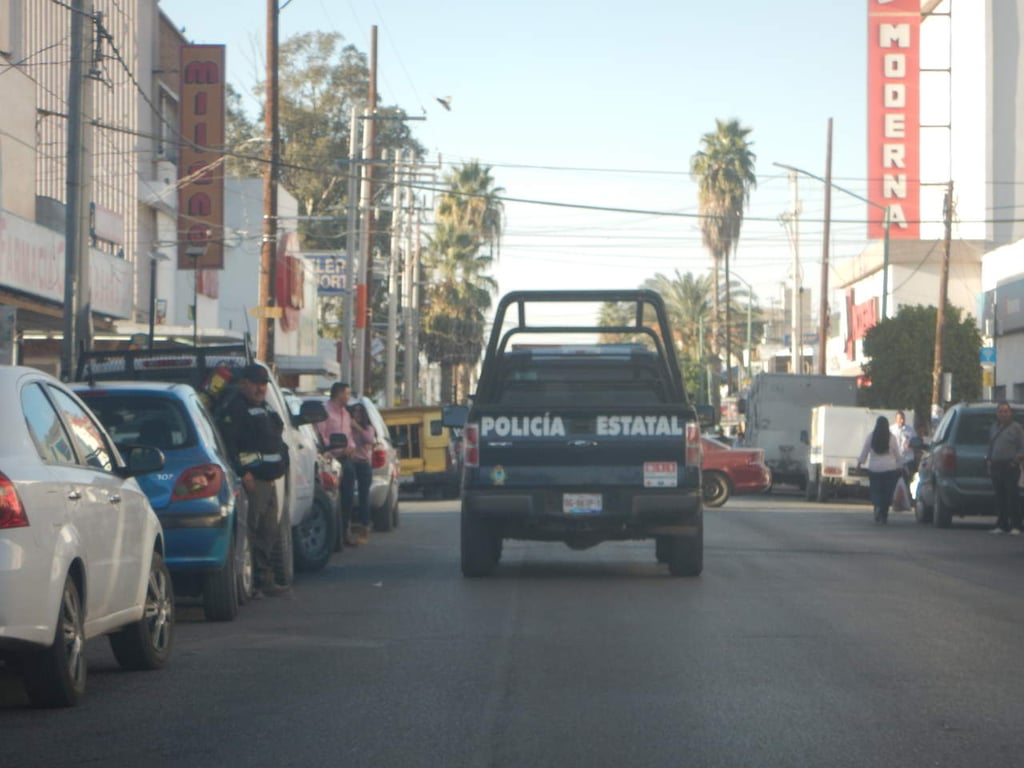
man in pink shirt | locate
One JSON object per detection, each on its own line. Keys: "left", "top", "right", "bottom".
{"left": 317, "top": 382, "right": 357, "bottom": 546}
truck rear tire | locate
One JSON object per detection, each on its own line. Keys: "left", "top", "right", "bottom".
{"left": 461, "top": 512, "right": 499, "bottom": 577}
{"left": 805, "top": 469, "right": 818, "bottom": 501}
{"left": 816, "top": 476, "right": 829, "bottom": 503}
{"left": 667, "top": 523, "right": 703, "bottom": 577}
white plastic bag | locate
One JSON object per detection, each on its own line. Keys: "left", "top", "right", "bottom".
{"left": 892, "top": 476, "right": 911, "bottom": 512}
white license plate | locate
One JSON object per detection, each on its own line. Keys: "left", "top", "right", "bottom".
{"left": 643, "top": 461, "right": 678, "bottom": 488}
{"left": 563, "top": 493, "right": 602, "bottom": 515}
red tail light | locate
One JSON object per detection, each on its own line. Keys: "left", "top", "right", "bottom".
{"left": 171, "top": 464, "right": 224, "bottom": 501}
{"left": 0, "top": 472, "right": 29, "bottom": 529}
{"left": 685, "top": 421, "right": 702, "bottom": 466}
{"left": 464, "top": 423, "right": 479, "bottom": 468}
{"left": 938, "top": 446, "right": 956, "bottom": 473}
{"left": 371, "top": 448, "right": 387, "bottom": 469}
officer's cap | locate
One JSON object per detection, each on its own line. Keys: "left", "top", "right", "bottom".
{"left": 240, "top": 363, "right": 270, "bottom": 384}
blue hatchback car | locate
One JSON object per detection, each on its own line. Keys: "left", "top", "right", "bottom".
{"left": 75, "top": 382, "right": 249, "bottom": 621}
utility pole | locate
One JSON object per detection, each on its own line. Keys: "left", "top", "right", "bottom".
{"left": 354, "top": 107, "right": 373, "bottom": 396}
{"left": 402, "top": 185, "right": 416, "bottom": 405}
{"left": 359, "top": 25, "right": 379, "bottom": 396}
{"left": 385, "top": 153, "right": 402, "bottom": 407}
{"left": 62, "top": 0, "right": 94, "bottom": 380}
{"left": 817, "top": 118, "right": 833, "bottom": 375}
{"left": 342, "top": 105, "right": 361, "bottom": 384}
{"left": 258, "top": 0, "right": 280, "bottom": 363}
{"left": 931, "top": 180, "right": 955, "bottom": 415}
{"left": 783, "top": 171, "right": 803, "bottom": 374}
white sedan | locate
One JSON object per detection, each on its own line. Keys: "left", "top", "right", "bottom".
{"left": 0, "top": 366, "right": 174, "bottom": 707}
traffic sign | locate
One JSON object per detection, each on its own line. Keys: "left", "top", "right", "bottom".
{"left": 249, "top": 306, "right": 284, "bottom": 319}
{"left": 980, "top": 346, "right": 996, "bottom": 364}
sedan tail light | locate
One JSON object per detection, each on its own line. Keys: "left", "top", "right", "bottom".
{"left": 371, "top": 448, "right": 388, "bottom": 470}
{"left": 0, "top": 472, "right": 29, "bottom": 529}
{"left": 938, "top": 445, "right": 957, "bottom": 474}
{"left": 685, "top": 421, "right": 703, "bottom": 466}
{"left": 171, "top": 464, "right": 224, "bottom": 501}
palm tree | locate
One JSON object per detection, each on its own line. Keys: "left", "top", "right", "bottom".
{"left": 421, "top": 162, "right": 504, "bottom": 402}
{"left": 435, "top": 160, "right": 505, "bottom": 257}
{"left": 690, "top": 119, "right": 757, "bottom": 398}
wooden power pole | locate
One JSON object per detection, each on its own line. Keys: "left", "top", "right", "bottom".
{"left": 258, "top": 0, "right": 280, "bottom": 363}
{"left": 931, "top": 180, "right": 954, "bottom": 413}
{"left": 817, "top": 118, "right": 833, "bottom": 375}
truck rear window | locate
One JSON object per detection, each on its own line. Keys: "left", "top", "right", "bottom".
{"left": 493, "top": 354, "right": 669, "bottom": 407}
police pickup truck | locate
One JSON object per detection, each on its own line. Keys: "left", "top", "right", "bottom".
{"left": 458, "top": 290, "right": 705, "bottom": 577}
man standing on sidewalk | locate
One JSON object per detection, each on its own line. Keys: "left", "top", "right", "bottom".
{"left": 218, "top": 364, "right": 290, "bottom": 595}
{"left": 318, "top": 382, "right": 357, "bottom": 547}
{"left": 986, "top": 401, "right": 1024, "bottom": 535}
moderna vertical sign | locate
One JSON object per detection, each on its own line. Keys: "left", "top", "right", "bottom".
{"left": 178, "top": 45, "right": 225, "bottom": 269}
{"left": 867, "top": 0, "right": 920, "bottom": 240}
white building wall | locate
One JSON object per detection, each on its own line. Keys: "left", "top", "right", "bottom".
{"left": 209, "top": 178, "right": 309, "bottom": 351}
{"left": 0, "top": 53, "right": 36, "bottom": 220}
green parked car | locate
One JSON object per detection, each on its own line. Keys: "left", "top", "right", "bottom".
{"left": 914, "top": 402, "right": 1024, "bottom": 528}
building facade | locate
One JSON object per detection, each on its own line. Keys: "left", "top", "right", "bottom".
{"left": 0, "top": 1, "right": 326, "bottom": 378}
{"left": 830, "top": 0, "right": 1024, "bottom": 403}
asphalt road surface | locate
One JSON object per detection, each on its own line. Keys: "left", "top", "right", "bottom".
{"left": 3, "top": 492, "right": 1024, "bottom": 768}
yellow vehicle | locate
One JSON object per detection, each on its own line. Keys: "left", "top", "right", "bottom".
{"left": 381, "top": 406, "right": 460, "bottom": 499}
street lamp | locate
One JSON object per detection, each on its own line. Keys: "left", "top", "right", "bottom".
{"left": 185, "top": 244, "right": 206, "bottom": 350}
{"left": 147, "top": 250, "right": 170, "bottom": 349}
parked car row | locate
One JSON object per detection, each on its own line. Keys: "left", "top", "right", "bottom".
{"left": 2, "top": 348, "right": 404, "bottom": 708}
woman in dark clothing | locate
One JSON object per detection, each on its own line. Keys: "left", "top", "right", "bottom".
{"left": 856, "top": 416, "right": 903, "bottom": 524}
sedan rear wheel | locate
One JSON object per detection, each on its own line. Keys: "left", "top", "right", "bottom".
{"left": 933, "top": 492, "right": 953, "bottom": 529}
{"left": 203, "top": 537, "right": 239, "bottom": 621}
{"left": 236, "top": 529, "right": 254, "bottom": 605}
{"left": 109, "top": 552, "right": 174, "bottom": 670}
{"left": 702, "top": 471, "right": 731, "bottom": 508}
{"left": 22, "top": 573, "right": 86, "bottom": 707}
{"left": 914, "top": 492, "right": 933, "bottom": 525}
{"left": 293, "top": 488, "right": 336, "bottom": 572}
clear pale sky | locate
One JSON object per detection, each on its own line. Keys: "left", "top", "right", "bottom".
{"left": 160, "top": 0, "right": 873, "bottom": 324}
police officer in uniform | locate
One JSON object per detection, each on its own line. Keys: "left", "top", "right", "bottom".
{"left": 218, "top": 363, "right": 289, "bottom": 596}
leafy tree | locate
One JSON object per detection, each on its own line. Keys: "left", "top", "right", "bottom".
{"left": 599, "top": 270, "right": 763, "bottom": 404}
{"left": 421, "top": 162, "right": 504, "bottom": 402}
{"left": 225, "top": 30, "right": 427, "bottom": 395}
{"left": 690, "top": 118, "right": 757, "bottom": 397}
{"left": 861, "top": 303, "right": 982, "bottom": 425}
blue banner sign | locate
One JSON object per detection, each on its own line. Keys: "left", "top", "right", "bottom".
{"left": 306, "top": 253, "right": 350, "bottom": 296}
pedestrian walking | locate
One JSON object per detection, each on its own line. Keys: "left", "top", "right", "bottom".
{"left": 217, "top": 364, "right": 290, "bottom": 596}
{"left": 317, "top": 381, "right": 358, "bottom": 547}
{"left": 985, "top": 401, "right": 1024, "bottom": 535}
{"left": 348, "top": 401, "right": 377, "bottom": 543}
{"left": 857, "top": 415, "right": 903, "bottom": 524}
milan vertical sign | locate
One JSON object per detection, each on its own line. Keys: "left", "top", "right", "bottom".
{"left": 178, "top": 45, "right": 226, "bottom": 269}
{"left": 867, "top": 0, "right": 920, "bottom": 240}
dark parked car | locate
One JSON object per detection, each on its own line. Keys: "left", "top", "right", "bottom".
{"left": 913, "top": 401, "right": 1024, "bottom": 528}
{"left": 76, "top": 383, "right": 250, "bottom": 620}
{"left": 701, "top": 437, "right": 772, "bottom": 507}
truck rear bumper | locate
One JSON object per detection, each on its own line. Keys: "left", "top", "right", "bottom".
{"left": 462, "top": 488, "right": 702, "bottom": 538}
